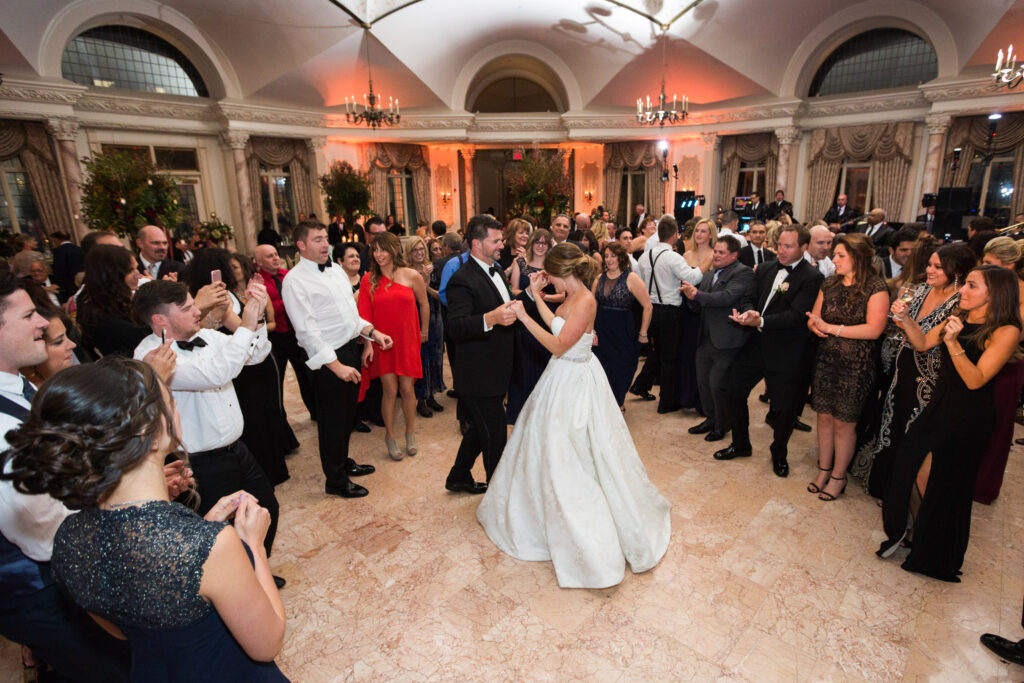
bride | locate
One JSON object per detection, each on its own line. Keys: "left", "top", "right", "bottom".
{"left": 476, "top": 243, "right": 671, "bottom": 589}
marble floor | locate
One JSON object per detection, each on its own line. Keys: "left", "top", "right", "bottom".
{"left": 3, "top": 366, "right": 1024, "bottom": 682}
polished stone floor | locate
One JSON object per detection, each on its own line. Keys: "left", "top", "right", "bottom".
{"left": 2, "top": 366, "right": 1023, "bottom": 681}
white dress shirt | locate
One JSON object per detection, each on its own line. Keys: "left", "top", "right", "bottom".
{"left": 139, "top": 255, "right": 162, "bottom": 279}
{"left": 750, "top": 245, "right": 768, "bottom": 266}
{"left": 634, "top": 243, "right": 703, "bottom": 306}
{"left": 643, "top": 232, "right": 661, "bottom": 252}
{"left": 0, "top": 373, "right": 72, "bottom": 561}
{"left": 888, "top": 256, "right": 903, "bottom": 279}
{"left": 805, "top": 251, "right": 836, "bottom": 277}
{"left": 280, "top": 256, "right": 371, "bottom": 371}
{"left": 718, "top": 227, "right": 748, "bottom": 249}
{"left": 761, "top": 267, "right": 791, "bottom": 316}
{"left": 134, "top": 326, "right": 270, "bottom": 453}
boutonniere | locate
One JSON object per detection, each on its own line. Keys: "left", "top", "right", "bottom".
{"left": 775, "top": 282, "right": 790, "bottom": 295}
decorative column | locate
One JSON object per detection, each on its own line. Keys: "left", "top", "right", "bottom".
{"left": 701, "top": 133, "right": 720, "bottom": 213}
{"left": 774, "top": 126, "right": 801, "bottom": 196}
{"left": 921, "top": 114, "right": 952, "bottom": 196}
{"left": 220, "top": 131, "right": 256, "bottom": 254}
{"left": 46, "top": 118, "right": 87, "bottom": 240}
{"left": 461, "top": 146, "right": 477, "bottom": 218}
{"left": 306, "top": 136, "right": 328, "bottom": 221}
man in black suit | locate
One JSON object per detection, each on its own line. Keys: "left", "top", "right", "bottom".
{"left": 445, "top": 215, "right": 523, "bottom": 494}
{"left": 681, "top": 235, "right": 754, "bottom": 442}
{"left": 824, "top": 194, "right": 860, "bottom": 231}
{"left": 766, "top": 190, "right": 794, "bottom": 221}
{"left": 714, "top": 224, "right": 824, "bottom": 477}
{"left": 852, "top": 208, "right": 895, "bottom": 254}
{"left": 135, "top": 225, "right": 186, "bottom": 280}
{"left": 327, "top": 214, "right": 344, "bottom": 246}
{"left": 628, "top": 204, "right": 647, "bottom": 230}
{"left": 49, "top": 231, "right": 84, "bottom": 303}
{"left": 738, "top": 222, "right": 776, "bottom": 269}
{"left": 882, "top": 227, "right": 917, "bottom": 280}
{"left": 745, "top": 192, "right": 767, "bottom": 223}
{"left": 569, "top": 213, "right": 590, "bottom": 242}
{"left": 916, "top": 205, "right": 937, "bottom": 234}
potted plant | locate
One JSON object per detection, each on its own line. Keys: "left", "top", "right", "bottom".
{"left": 199, "top": 212, "right": 234, "bottom": 247}
{"left": 320, "top": 160, "right": 372, "bottom": 230}
{"left": 80, "top": 149, "right": 183, "bottom": 240}
{"left": 505, "top": 149, "right": 572, "bottom": 228}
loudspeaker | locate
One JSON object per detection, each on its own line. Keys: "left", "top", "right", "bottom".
{"left": 674, "top": 190, "right": 696, "bottom": 224}
{"left": 937, "top": 187, "right": 971, "bottom": 213}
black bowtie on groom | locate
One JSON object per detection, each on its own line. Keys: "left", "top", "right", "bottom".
{"left": 176, "top": 337, "right": 208, "bottom": 351}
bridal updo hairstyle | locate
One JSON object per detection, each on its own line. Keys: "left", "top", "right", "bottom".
{"left": 543, "top": 243, "right": 598, "bottom": 289}
{"left": 0, "top": 357, "right": 180, "bottom": 509}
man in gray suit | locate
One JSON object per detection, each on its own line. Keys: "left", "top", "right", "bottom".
{"left": 682, "top": 235, "right": 754, "bottom": 442}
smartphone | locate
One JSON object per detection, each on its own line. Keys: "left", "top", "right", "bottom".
{"left": 161, "top": 328, "right": 166, "bottom": 344}
{"left": 210, "top": 269, "right": 222, "bottom": 283}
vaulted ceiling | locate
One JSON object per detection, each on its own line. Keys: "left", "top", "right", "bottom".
{"left": 1, "top": 0, "right": 1022, "bottom": 114}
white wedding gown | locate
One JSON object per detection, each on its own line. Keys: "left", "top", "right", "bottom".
{"left": 476, "top": 316, "right": 671, "bottom": 589}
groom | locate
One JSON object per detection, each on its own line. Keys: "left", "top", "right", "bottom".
{"left": 445, "top": 214, "right": 523, "bottom": 494}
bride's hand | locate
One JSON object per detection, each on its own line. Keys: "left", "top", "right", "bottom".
{"left": 509, "top": 300, "right": 526, "bottom": 321}
{"left": 528, "top": 270, "right": 548, "bottom": 295}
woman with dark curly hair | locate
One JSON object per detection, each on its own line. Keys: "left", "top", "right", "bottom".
{"left": 0, "top": 358, "right": 288, "bottom": 680}
{"left": 806, "top": 232, "right": 889, "bottom": 501}
{"left": 76, "top": 245, "right": 148, "bottom": 357}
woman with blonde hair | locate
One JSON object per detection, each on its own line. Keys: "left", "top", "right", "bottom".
{"left": 591, "top": 219, "right": 609, "bottom": 248}
{"left": 358, "top": 232, "right": 429, "bottom": 460}
{"left": 683, "top": 218, "right": 716, "bottom": 273}
{"left": 404, "top": 235, "right": 446, "bottom": 418}
{"left": 477, "top": 243, "right": 670, "bottom": 589}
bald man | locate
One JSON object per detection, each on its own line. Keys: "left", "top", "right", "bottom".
{"left": 570, "top": 212, "right": 591, "bottom": 242}
{"left": 135, "top": 225, "right": 185, "bottom": 280}
{"left": 255, "top": 244, "right": 319, "bottom": 421}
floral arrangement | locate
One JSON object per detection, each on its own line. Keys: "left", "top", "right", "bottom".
{"left": 320, "top": 160, "right": 371, "bottom": 223}
{"left": 505, "top": 149, "right": 572, "bottom": 225}
{"left": 80, "top": 150, "right": 183, "bottom": 239}
{"left": 199, "top": 212, "right": 234, "bottom": 245}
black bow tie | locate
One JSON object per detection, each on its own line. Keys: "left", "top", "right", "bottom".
{"left": 489, "top": 266, "right": 501, "bottom": 277}
{"left": 318, "top": 261, "right": 332, "bottom": 272}
{"left": 176, "top": 337, "right": 208, "bottom": 351}
{"left": 781, "top": 263, "right": 797, "bottom": 273}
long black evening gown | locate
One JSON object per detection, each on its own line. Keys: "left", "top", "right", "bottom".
{"left": 507, "top": 257, "right": 553, "bottom": 424}
{"left": 674, "top": 302, "right": 702, "bottom": 410}
{"left": 593, "top": 272, "right": 639, "bottom": 406}
{"left": 880, "top": 323, "right": 994, "bottom": 582}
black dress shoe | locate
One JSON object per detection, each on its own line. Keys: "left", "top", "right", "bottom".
{"left": 446, "top": 389, "right": 459, "bottom": 399}
{"left": 347, "top": 462, "right": 375, "bottom": 477}
{"left": 354, "top": 421, "right": 371, "bottom": 433}
{"left": 273, "top": 575, "right": 286, "bottom": 589}
{"left": 325, "top": 482, "right": 369, "bottom": 498}
{"left": 459, "top": 420, "right": 470, "bottom": 435}
{"left": 426, "top": 397, "right": 444, "bottom": 412}
{"left": 758, "top": 393, "right": 769, "bottom": 403}
{"left": 793, "top": 417, "right": 812, "bottom": 432}
{"left": 1016, "top": 437, "right": 1024, "bottom": 446}
{"left": 416, "top": 400, "right": 433, "bottom": 418}
{"left": 980, "top": 634, "right": 1024, "bottom": 666}
{"left": 630, "top": 385, "right": 656, "bottom": 401}
{"left": 445, "top": 480, "right": 487, "bottom": 494}
{"left": 772, "top": 459, "right": 790, "bottom": 477}
{"left": 704, "top": 430, "right": 726, "bottom": 442}
{"left": 656, "top": 405, "right": 679, "bottom": 414}
{"left": 688, "top": 418, "right": 714, "bottom": 435}
{"left": 713, "top": 444, "right": 752, "bottom": 460}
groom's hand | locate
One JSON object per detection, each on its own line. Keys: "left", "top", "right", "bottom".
{"left": 485, "top": 303, "right": 517, "bottom": 328}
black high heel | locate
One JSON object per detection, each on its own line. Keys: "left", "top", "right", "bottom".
{"left": 818, "top": 475, "right": 847, "bottom": 502}
{"left": 807, "top": 465, "right": 832, "bottom": 494}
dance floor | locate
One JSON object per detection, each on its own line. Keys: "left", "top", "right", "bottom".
{"left": 2, "top": 365, "right": 1023, "bottom": 681}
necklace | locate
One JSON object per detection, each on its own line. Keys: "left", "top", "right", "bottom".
{"left": 104, "top": 499, "right": 158, "bottom": 509}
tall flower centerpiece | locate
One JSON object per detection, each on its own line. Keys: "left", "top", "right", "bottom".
{"left": 80, "top": 149, "right": 183, "bottom": 240}
{"left": 505, "top": 149, "right": 572, "bottom": 227}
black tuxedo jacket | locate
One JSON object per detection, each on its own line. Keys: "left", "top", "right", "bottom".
{"left": 746, "top": 202, "right": 767, "bottom": 223}
{"left": 767, "top": 200, "right": 794, "bottom": 220}
{"left": 916, "top": 213, "right": 937, "bottom": 233}
{"left": 629, "top": 213, "right": 647, "bottom": 230}
{"left": 824, "top": 205, "right": 860, "bottom": 227}
{"left": 51, "top": 242, "right": 84, "bottom": 303}
{"left": 136, "top": 258, "right": 185, "bottom": 279}
{"left": 738, "top": 258, "right": 823, "bottom": 372}
{"left": 738, "top": 245, "right": 777, "bottom": 269}
{"left": 446, "top": 258, "right": 520, "bottom": 397}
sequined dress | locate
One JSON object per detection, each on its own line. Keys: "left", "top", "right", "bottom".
{"left": 52, "top": 501, "right": 288, "bottom": 682}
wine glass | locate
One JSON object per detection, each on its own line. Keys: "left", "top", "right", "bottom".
{"left": 890, "top": 284, "right": 917, "bottom": 322}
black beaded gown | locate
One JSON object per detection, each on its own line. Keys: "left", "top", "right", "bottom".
{"left": 880, "top": 323, "right": 995, "bottom": 582}
{"left": 507, "top": 257, "right": 553, "bottom": 424}
{"left": 52, "top": 501, "right": 288, "bottom": 681}
{"left": 593, "top": 272, "right": 639, "bottom": 406}
{"left": 811, "top": 276, "right": 889, "bottom": 422}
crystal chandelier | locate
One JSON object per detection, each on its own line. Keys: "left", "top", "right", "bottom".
{"left": 637, "top": 32, "right": 688, "bottom": 127}
{"left": 344, "top": 31, "right": 400, "bottom": 128}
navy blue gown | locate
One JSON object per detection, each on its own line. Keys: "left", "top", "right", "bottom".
{"left": 674, "top": 302, "right": 702, "bottom": 410}
{"left": 507, "top": 258, "right": 553, "bottom": 424}
{"left": 593, "top": 272, "right": 639, "bottom": 406}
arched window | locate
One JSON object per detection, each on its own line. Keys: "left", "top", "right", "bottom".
{"left": 61, "top": 25, "right": 208, "bottom": 97}
{"left": 809, "top": 28, "right": 937, "bottom": 97}
{"left": 472, "top": 77, "right": 560, "bottom": 113}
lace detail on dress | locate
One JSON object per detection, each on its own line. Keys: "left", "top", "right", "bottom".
{"left": 551, "top": 316, "right": 594, "bottom": 363}
{"left": 52, "top": 500, "right": 225, "bottom": 629}
{"left": 595, "top": 273, "right": 635, "bottom": 311}
{"left": 516, "top": 257, "right": 543, "bottom": 291}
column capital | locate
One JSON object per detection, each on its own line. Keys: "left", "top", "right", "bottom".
{"left": 925, "top": 114, "right": 952, "bottom": 135}
{"left": 307, "top": 136, "right": 327, "bottom": 152}
{"left": 701, "top": 133, "right": 719, "bottom": 151}
{"left": 460, "top": 146, "right": 476, "bottom": 160}
{"left": 774, "top": 126, "right": 802, "bottom": 146}
{"left": 45, "top": 117, "right": 79, "bottom": 141}
{"left": 219, "top": 130, "right": 250, "bottom": 150}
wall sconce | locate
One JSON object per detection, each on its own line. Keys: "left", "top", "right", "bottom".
{"left": 584, "top": 190, "right": 593, "bottom": 202}
{"left": 440, "top": 191, "right": 451, "bottom": 205}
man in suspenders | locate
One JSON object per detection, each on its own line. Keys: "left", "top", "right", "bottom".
{"left": 631, "top": 216, "right": 703, "bottom": 413}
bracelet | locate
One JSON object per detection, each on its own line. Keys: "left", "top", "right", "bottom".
{"left": 834, "top": 325, "right": 844, "bottom": 337}
{"left": 951, "top": 349, "right": 966, "bottom": 357}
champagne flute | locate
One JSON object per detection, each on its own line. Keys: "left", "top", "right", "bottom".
{"left": 891, "top": 284, "right": 917, "bottom": 322}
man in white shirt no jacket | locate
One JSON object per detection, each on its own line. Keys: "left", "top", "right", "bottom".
{"left": 717, "top": 210, "right": 749, "bottom": 249}
{"left": 805, "top": 225, "right": 837, "bottom": 277}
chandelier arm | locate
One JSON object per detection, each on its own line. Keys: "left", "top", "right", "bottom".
{"left": 602, "top": 0, "right": 704, "bottom": 31}
{"left": 323, "top": 0, "right": 371, "bottom": 28}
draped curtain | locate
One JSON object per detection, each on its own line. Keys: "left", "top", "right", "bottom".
{"left": 942, "top": 113, "right": 1024, "bottom": 217}
{"left": 367, "top": 143, "right": 431, "bottom": 224}
{"left": 718, "top": 133, "right": 778, "bottom": 209}
{"left": 603, "top": 142, "right": 663, "bottom": 221}
{"left": 0, "top": 119, "right": 73, "bottom": 236}
{"left": 246, "top": 137, "right": 314, "bottom": 229}
{"left": 804, "top": 122, "right": 914, "bottom": 222}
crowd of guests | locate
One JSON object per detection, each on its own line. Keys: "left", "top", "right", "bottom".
{"left": 0, "top": 198, "right": 1022, "bottom": 678}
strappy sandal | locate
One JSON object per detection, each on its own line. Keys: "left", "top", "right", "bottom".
{"left": 818, "top": 475, "right": 847, "bottom": 501}
{"left": 807, "top": 465, "right": 832, "bottom": 493}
